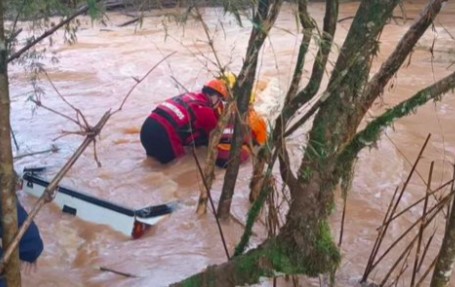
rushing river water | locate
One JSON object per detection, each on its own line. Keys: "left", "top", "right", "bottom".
{"left": 8, "top": 1, "right": 455, "bottom": 286}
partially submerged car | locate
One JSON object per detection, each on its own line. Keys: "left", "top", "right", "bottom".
{"left": 21, "top": 167, "right": 176, "bottom": 239}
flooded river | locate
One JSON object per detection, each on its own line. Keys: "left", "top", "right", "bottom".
{"left": 8, "top": 1, "right": 455, "bottom": 286}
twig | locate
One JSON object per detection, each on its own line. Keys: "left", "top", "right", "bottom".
{"left": 380, "top": 178, "right": 454, "bottom": 227}
{"left": 170, "top": 75, "right": 190, "bottom": 93}
{"left": 380, "top": 204, "right": 443, "bottom": 286}
{"left": 417, "top": 231, "right": 436, "bottom": 273}
{"left": 363, "top": 186, "right": 400, "bottom": 282}
{"left": 0, "top": 54, "right": 169, "bottom": 271}
{"left": 8, "top": 0, "right": 27, "bottom": 44}
{"left": 0, "top": 111, "right": 111, "bottom": 273}
{"left": 411, "top": 161, "right": 433, "bottom": 286}
{"left": 436, "top": 20, "right": 455, "bottom": 41}
{"left": 383, "top": 134, "right": 431, "bottom": 223}
{"left": 42, "top": 69, "right": 89, "bottom": 129}
{"left": 7, "top": 5, "right": 90, "bottom": 63}
{"left": 371, "top": 193, "right": 449, "bottom": 273}
{"left": 10, "top": 128, "right": 19, "bottom": 151}
{"left": 193, "top": 6, "right": 226, "bottom": 75}
{"left": 337, "top": 16, "right": 354, "bottom": 23}
{"left": 113, "top": 51, "right": 176, "bottom": 113}
{"left": 191, "top": 148, "right": 230, "bottom": 260}
{"left": 362, "top": 135, "right": 431, "bottom": 282}
{"left": 387, "top": 251, "right": 411, "bottom": 287}
{"left": 7, "top": 28, "right": 22, "bottom": 44}
{"left": 99, "top": 266, "right": 138, "bottom": 278}
{"left": 416, "top": 255, "right": 438, "bottom": 286}
{"left": 30, "top": 99, "right": 81, "bottom": 126}
{"left": 196, "top": 102, "right": 234, "bottom": 215}
{"left": 13, "top": 145, "right": 59, "bottom": 160}
{"left": 7, "top": 1, "right": 125, "bottom": 63}
{"left": 117, "top": 17, "right": 140, "bottom": 27}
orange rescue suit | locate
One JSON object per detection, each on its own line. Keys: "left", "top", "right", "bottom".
{"left": 215, "top": 108, "right": 267, "bottom": 168}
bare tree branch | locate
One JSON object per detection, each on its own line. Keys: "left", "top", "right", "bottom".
{"left": 0, "top": 54, "right": 168, "bottom": 271}
{"left": 360, "top": 0, "right": 448, "bottom": 116}
{"left": 113, "top": 51, "right": 176, "bottom": 113}
{"left": 337, "top": 70, "right": 455, "bottom": 169}
{"left": 0, "top": 111, "right": 111, "bottom": 273}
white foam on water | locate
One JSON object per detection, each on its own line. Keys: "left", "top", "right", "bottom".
{"left": 254, "top": 77, "right": 285, "bottom": 126}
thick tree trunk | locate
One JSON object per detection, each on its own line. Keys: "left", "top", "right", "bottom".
{"left": 175, "top": 0, "right": 451, "bottom": 285}
{"left": 430, "top": 176, "right": 455, "bottom": 286}
{"left": 0, "top": 0, "right": 21, "bottom": 285}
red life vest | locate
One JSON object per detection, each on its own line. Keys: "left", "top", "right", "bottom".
{"left": 151, "top": 92, "right": 213, "bottom": 145}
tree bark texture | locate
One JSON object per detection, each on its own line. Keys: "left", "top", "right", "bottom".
{"left": 218, "top": 0, "right": 283, "bottom": 219}
{"left": 431, "top": 189, "right": 455, "bottom": 287}
{"left": 431, "top": 105, "right": 455, "bottom": 287}
{"left": 0, "top": 0, "right": 21, "bottom": 285}
{"left": 174, "top": 0, "right": 454, "bottom": 285}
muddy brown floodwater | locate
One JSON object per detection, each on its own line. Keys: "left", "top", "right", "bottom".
{"left": 8, "top": 1, "right": 455, "bottom": 286}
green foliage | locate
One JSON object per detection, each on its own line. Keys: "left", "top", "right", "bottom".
{"left": 315, "top": 221, "right": 339, "bottom": 261}
{"left": 338, "top": 76, "right": 454, "bottom": 179}
{"left": 288, "top": 221, "right": 340, "bottom": 277}
{"left": 267, "top": 243, "right": 301, "bottom": 274}
{"left": 221, "top": 0, "right": 250, "bottom": 26}
{"left": 300, "top": 165, "right": 313, "bottom": 183}
{"left": 178, "top": 275, "right": 203, "bottom": 287}
{"left": 5, "top": 0, "right": 78, "bottom": 21}
{"left": 235, "top": 241, "right": 299, "bottom": 279}
{"left": 234, "top": 181, "right": 272, "bottom": 256}
{"left": 4, "top": 0, "right": 107, "bottom": 95}
{"left": 87, "top": 0, "right": 103, "bottom": 20}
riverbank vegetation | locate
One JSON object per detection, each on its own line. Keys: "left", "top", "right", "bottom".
{"left": 1, "top": 0, "right": 454, "bottom": 286}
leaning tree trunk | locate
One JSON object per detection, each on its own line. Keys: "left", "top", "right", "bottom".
{"left": 0, "top": 0, "right": 21, "bottom": 285}
{"left": 217, "top": 0, "right": 284, "bottom": 219}
{"left": 431, "top": 174, "right": 455, "bottom": 287}
{"left": 276, "top": 0, "right": 401, "bottom": 274}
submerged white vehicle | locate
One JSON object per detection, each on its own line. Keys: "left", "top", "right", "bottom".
{"left": 21, "top": 167, "right": 176, "bottom": 239}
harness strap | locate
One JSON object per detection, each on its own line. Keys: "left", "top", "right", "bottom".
{"left": 155, "top": 94, "right": 208, "bottom": 145}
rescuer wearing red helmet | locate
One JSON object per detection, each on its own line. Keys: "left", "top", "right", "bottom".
{"left": 140, "top": 79, "right": 228, "bottom": 164}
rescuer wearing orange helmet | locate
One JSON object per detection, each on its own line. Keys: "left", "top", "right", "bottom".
{"left": 140, "top": 79, "right": 229, "bottom": 164}
{"left": 215, "top": 74, "right": 268, "bottom": 168}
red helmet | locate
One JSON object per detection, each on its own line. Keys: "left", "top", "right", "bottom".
{"left": 203, "top": 79, "right": 229, "bottom": 99}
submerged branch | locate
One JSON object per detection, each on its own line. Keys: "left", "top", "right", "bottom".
{"left": 13, "top": 145, "right": 59, "bottom": 160}
{"left": 99, "top": 266, "right": 138, "bottom": 278}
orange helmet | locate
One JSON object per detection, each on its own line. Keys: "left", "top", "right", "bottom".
{"left": 203, "top": 79, "right": 229, "bottom": 99}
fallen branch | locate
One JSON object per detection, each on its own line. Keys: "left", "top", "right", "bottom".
{"left": 117, "top": 17, "right": 140, "bottom": 27}
{"left": 13, "top": 145, "right": 59, "bottom": 160}
{"left": 99, "top": 266, "right": 138, "bottom": 278}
